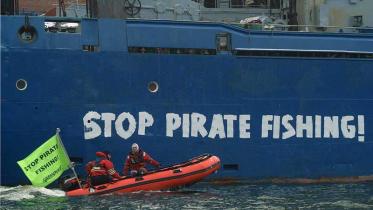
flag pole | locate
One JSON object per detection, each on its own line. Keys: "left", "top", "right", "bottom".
{"left": 56, "top": 128, "right": 82, "bottom": 189}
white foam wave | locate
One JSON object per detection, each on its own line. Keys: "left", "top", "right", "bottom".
{"left": 315, "top": 200, "right": 372, "bottom": 209}
{"left": 257, "top": 195, "right": 286, "bottom": 201}
{"left": 0, "top": 185, "right": 22, "bottom": 193}
{"left": 332, "top": 200, "right": 372, "bottom": 209}
{"left": 181, "top": 203, "right": 205, "bottom": 209}
{"left": 0, "top": 185, "right": 65, "bottom": 201}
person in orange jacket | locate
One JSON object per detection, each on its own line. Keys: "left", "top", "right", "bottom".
{"left": 123, "top": 143, "right": 160, "bottom": 176}
{"left": 85, "top": 151, "right": 121, "bottom": 186}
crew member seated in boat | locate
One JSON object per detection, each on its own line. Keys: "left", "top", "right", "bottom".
{"left": 86, "top": 151, "right": 121, "bottom": 186}
{"left": 123, "top": 143, "right": 160, "bottom": 176}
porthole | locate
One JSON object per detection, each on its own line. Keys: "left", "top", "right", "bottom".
{"left": 16, "top": 79, "right": 27, "bottom": 91}
{"left": 148, "top": 81, "right": 159, "bottom": 93}
{"left": 18, "top": 26, "right": 37, "bottom": 43}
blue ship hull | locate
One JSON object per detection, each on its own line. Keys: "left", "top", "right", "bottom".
{"left": 1, "top": 16, "right": 373, "bottom": 185}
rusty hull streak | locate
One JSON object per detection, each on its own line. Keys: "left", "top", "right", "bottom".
{"left": 208, "top": 175, "right": 373, "bottom": 185}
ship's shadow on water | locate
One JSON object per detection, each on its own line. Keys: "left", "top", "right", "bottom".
{"left": 1, "top": 183, "right": 373, "bottom": 209}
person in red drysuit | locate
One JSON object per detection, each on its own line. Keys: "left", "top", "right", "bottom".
{"left": 85, "top": 151, "right": 121, "bottom": 186}
{"left": 123, "top": 143, "right": 160, "bottom": 176}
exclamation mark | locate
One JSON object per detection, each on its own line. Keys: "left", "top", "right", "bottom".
{"left": 358, "top": 115, "right": 365, "bottom": 142}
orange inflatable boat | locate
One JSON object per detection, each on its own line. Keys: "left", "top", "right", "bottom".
{"left": 66, "top": 154, "right": 220, "bottom": 197}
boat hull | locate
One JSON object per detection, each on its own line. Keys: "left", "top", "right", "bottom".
{"left": 66, "top": 155, "right": 220, "bottom": 196}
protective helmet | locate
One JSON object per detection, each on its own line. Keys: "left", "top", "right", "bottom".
{"left": 96, "top": 151, "right": 111, "bottom": 160}
{"left": 103, "top": 151, "right": 111, "bottom": 160}
{"left": 131, "top": 143, "right": 139, "bottom": 153}
{"left": 95, "top": 151, "right": 106, "bottom": 158}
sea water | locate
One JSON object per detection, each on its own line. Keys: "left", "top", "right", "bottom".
{"left": 1, "top": 183, "right": 373, "bottom": 209}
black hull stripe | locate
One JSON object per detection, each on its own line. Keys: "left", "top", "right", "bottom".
{"left": 90, "top": 161, "right": 220, "bottom": 196}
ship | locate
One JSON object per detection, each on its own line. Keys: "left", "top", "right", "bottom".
{"left": 1, "top": 0, "right": 373, "bottom": 186}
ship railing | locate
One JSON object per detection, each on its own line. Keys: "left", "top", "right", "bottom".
{"left": 233, "top": 23, "right": 373, "bottom": 34}
{"left": 198, "top": 0, "right": 280, "bottom": 9}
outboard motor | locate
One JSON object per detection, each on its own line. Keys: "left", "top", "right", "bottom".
{"left": 59, "top": 175, "right": 84, "bottom": 192}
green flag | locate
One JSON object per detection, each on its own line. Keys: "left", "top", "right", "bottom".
{"left": 17, "top": 134, "right": 71, "bottom": 187}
